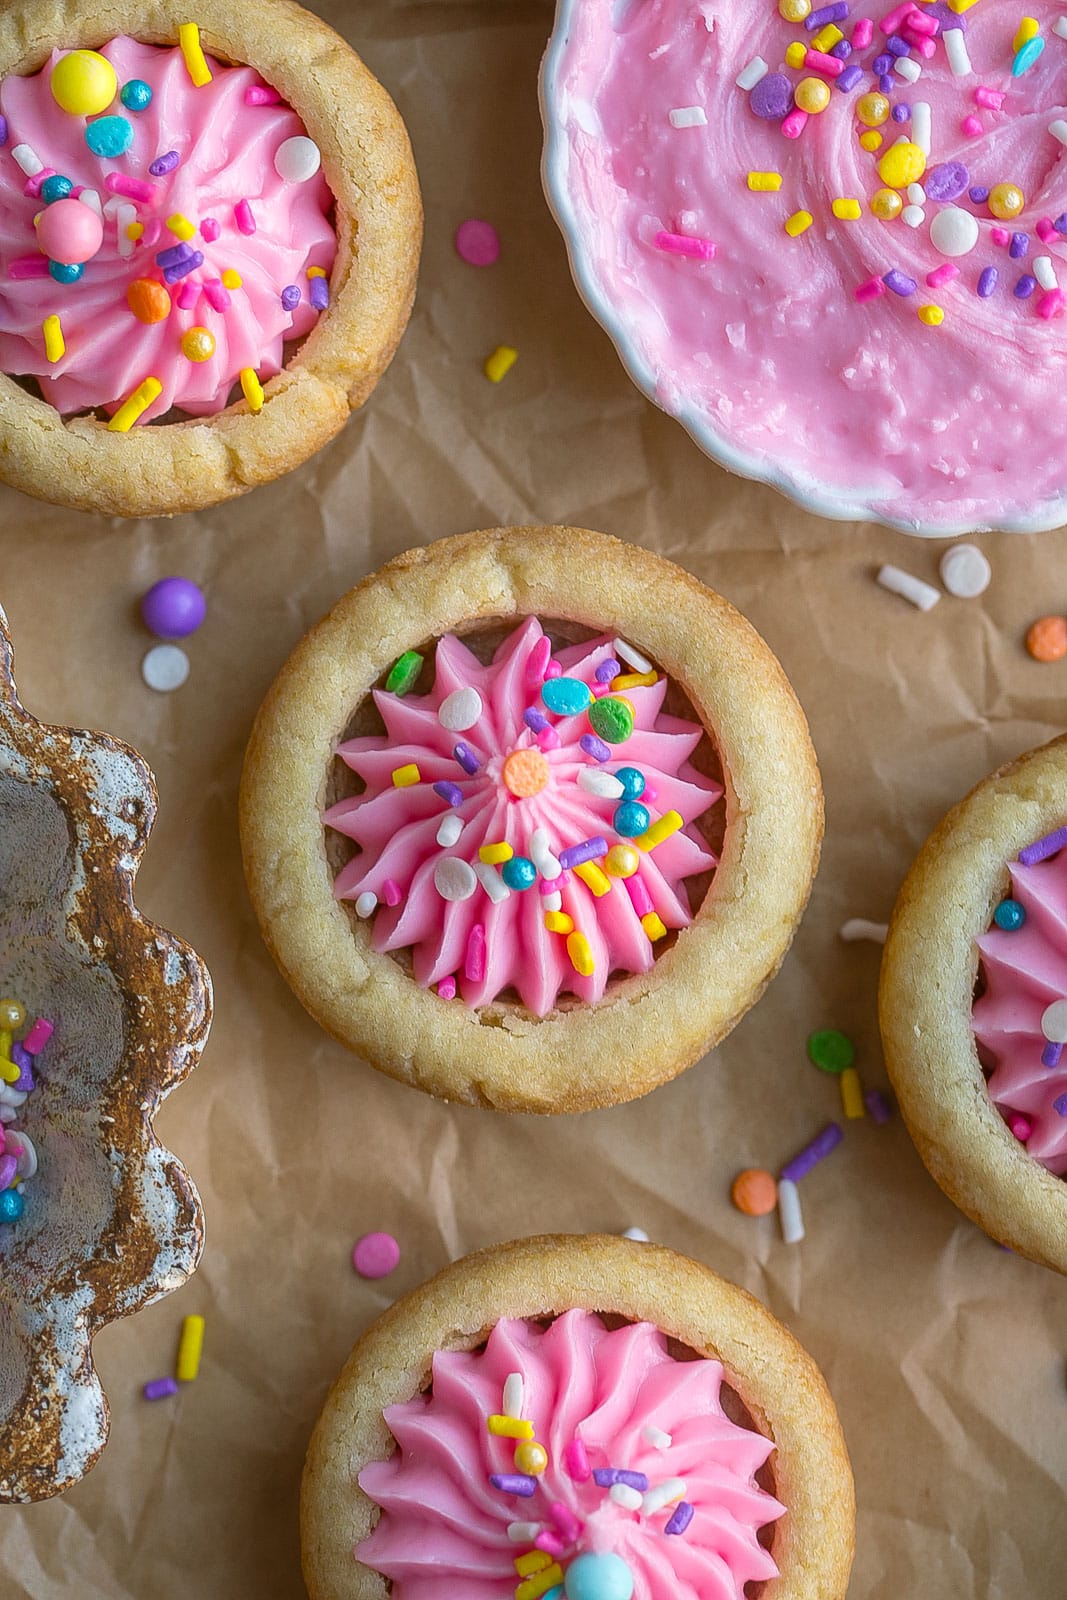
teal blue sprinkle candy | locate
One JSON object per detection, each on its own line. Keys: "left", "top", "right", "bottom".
{"left": 1013, "top": 36, "right": 1045, "bottom": 77}
{"left": 542, "top": 676, "right": 592, "bottom": 716}
{"left": 85, "top": 115, "right": 133, "bottom": 158}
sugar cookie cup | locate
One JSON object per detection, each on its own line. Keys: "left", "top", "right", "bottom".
{"left": 0, "top": 1, "right": 421, "bottom": 518}
{"left": 301, "top": 1234, "right": 855, "bottom": 1600}
{"left": 880, "top": 735, "right": 1067, "bottom": 1274}
{"left": 240, "top": 526, "right": 822, "bottom": 1113}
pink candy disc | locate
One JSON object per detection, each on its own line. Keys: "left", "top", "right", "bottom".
{"left": 455, "top": 218, "right": 500, "bottom": 267}
{"left": 352, "top": 1231, "right": 400, "bottom": 1279}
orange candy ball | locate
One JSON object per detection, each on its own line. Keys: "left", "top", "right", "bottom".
{"left": 1026, "top": 615, "right": 1067, "bottom": 663}
{"left": 127, "top": 277, "right": 171, "bottom": 325}
{"left": 731, "top": 1168, "right": 778, "bottom": 1216}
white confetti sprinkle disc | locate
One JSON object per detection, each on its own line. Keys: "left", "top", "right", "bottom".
{"left": 274, "top": 135, "right": 321, "bottom": 183}
{"left": 355, "top": 891, "right": 377, "bottom": 919}
{"left": 621, "top": 1226, "right": 649, "bottom": 1241}
{"left": 438, "top": 686, "right": 483, "bottom": 732}
{"left": 1041, "top": 999, "right": 1067, "bottom": 1043}
{"left": 930, "top": 206, "right": 979, "bottom": 258}
{"left": 142, "top": 643, "right": 189, "bottom": 692}
{"left": 939, "top": 543, "right": 991, "bottom": 599}
{"left": 434, "top": 857, "right": 477, "bottom": 901}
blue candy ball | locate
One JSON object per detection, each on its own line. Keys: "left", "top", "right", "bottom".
{"left": 40, "top": 173, "right": 73, "bottom": 204}
{"left": 0, "top": 1187, "right": 24, "bottom": 1222}
{"left": 501, "top": 855, "right": 537, "bottom": 891}
{"left": 994, "top": 898, "right": 1026, "bottom": 931}
{"left": 49, "top": 259, "right": 84, "bottom": 283}
{"left": 564, "top": 1553, "right": 634, "bottom": 1600}
{"left": 120, "top": 78, "right": 153, "bottom": 111}
{"left": 85, "top": 114, "right": 133, "bottom": 158}
{"left": 613, "top": 800, "right": 650, "bottom": 838}
{"left": 541, "top": 676, "right": 592, "bottom": 717}
{"left": 614, "top": 766, "right": 645, "bottom": 801}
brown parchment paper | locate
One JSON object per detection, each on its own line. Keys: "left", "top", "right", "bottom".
{"left": 0, "top": 1, "right": 1065, "bottom": 1593}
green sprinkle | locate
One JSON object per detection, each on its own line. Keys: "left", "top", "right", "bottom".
{"left": 385, "top": 650, "right": 424, "bottom": 695}
{"left": 588, "top": 696, "right": 635, "bottom": 744}
{"left": 806, "top": 1028, "right": 855, "bottom": 1074}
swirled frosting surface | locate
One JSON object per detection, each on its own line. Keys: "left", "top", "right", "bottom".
{"left": 544, "top": 1, "right": 1067, "bottom": 532}
{"left": 325, "top": 618, "right": 721, "bottom": 1017}
{"left": 357, "top": 1311, "right": 784, "bottom": 1600}
{"left": 0, "top": 37, "right": 335, "bottom": 420}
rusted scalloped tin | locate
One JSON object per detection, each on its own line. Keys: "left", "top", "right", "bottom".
{"left": 0, "top": 607, "right": 210, "bottom": 1502}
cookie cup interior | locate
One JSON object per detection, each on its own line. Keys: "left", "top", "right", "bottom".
{"left": 300, "top": 1233, "right": 855, "bottom": 1600}
{"left": 880, "top": 734, "right": 1067, "bottom": 1274}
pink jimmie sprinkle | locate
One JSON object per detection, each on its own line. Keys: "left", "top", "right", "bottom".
{"left": 550, "top": 1503, "right": 584, "bottom": 1542}
{"left": 534, "top": 1532, "right": 566, "bottom": 1558}
{"left": 905, "top": 8, "right": 937, "bottom": 36}
{"left": 927, "top": 262, "right": 959, "bottom": 288}
{"left": 563, "top": 1439, "right": 591, "bottom": 1482}
{"left": 852, "top": 17, "right": 873, "bottom": 48}
{"left": 177, "top": 281, "right": 198, "bottom": 310}
{"left": 8, "top": 255, "right": 49, "bottom": 279}
{"left": 465, "top": 924, "right": 486, "bottom": 983}
{"left": 1007, "top": 1113, "right": 1032, "bottom": 1141}
{"left": 143, "top": 218, "right": 162, "bottom": 249}
{"left": 438, "top": 975, "right": 457, "bottom": 1000}
{"left": 201, "top": 217, "right": 221, "bottom": 242}
{"left": 544, "top": 660, "right": 562, "bottom": 679}
{"left": 234, "top": 198, "right": 256, "bottom": 236}
{"left": 202, "top": 278, "right": 231, "bottom": 313}
{"left": 1039, "top": 288, "right": 1067, "bottom": 320}
{"left": 24, "top": 167, "right": 56, "bottom": 199}
{"left": 642, "top": 783, "right": 658, "bottom": 803}
{"left": 654, "top": 229, "right": 716, "bottom": 260}
{"left": 990, "top": 226, "right": 1010, "bottom": 247}
{"left": 524, "top": 635, "right": 552, "bottom": 688}
{"left": 1037, "top": 217, "right": 1058, "bottom": 243}
{"left": 245, "top": 84, "right": 281, "bottom": 105}
{"left": 382, "top": 879, "right": 402, "bottom": 907}
{"left": 855, "top": 275, "right": 886, "bottom": 302}
{"left": 537, "top": 726, "right": 562, "bottom": 751}
{"left": 961, "top": 115, "right": 983, "bottom": 138}
{"left": 538, "top": 876, "right": 564, "bottom": 896}
{"left": 781, "top": 107, "right": 809, "bottom": 139}
{"left": 804, "top": 47, "right": 843, "bottom": 77}
{"left": 105, "top": 172, "right": 155, "bottom": 203}
{"left": 624, "top": 873, "right": 654, "bottom": 918}
{"left": 880, "top": 0, "right": 918, "bottom": 33}
{"left": 22, "top": 1018, "right": 53, "bottom": 1054}
{"left": 974, "top": 86, "right": 1005, "bottom": 111}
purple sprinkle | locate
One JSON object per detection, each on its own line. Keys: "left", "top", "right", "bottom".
{"left": 884, "top": 269, "right": 917, "bottom": 296}
{"left": 593, "top": 1468, "right": 649, "bottom": 1490}
{"left": 143, "top": 1377, "right": 179, "bottom": 1401}
{"left": 595, "top": 659, "right": 621, "bottom": 683}
{"left": 1015, "top": 274, "right": 1037, "bottom": 298}
{"left": 1009, "top": 231, "right": 1029, "bottom": 259}
{"left": 1019, "top": 826, "right": 1067, "bottom": 865}
{"left": 886, "top": 35, "right": 910, "bottom": 57}
{"left": 524, "top": 707, "right": 549, "bottom": 733}
{"left": 156, "top": 242, "right": 194, "bottom": 270}
{"left": 872, "top": 53, "right": 893, "bottom": 74}
{"left": 805, "top": 1, "right": 849, "bottom": 27}
{"left": 1042, "top": 1041, "right": 1063, "bottom": 1069}
{"left": 1054, "top": 1094, "right": 1067, "bottom": 1116}
{"left": 969, "top": 185, "right": 989, "bottom": 204}
{"left": 665, "top": 1501, "right": 695, "bottom": 1536}
{"left": 310, "top": 275, "right": 329, "bottom": 311}
{"left": 977, "top": 266, "right": 998, "bottom": 298}
{"left": 891, "top": 102, "right": 910, "bottom": 122}
{"left": 830, "top": 39, "right": 852, "bottom": 59}
{"left": 559, "top": 837, "right": 608, "bottom": 871}
{"left": 453, "top": 742, "right": 481, "bottom": 775}
{"left": 929, "top": 1, "right": 966, "bottom": 29}
{"left": 148, "top": 150, "right": 180, "bottom": 176}
{"left": 10, "top": 1043, "right": 33, "bottom": 1095}
{"left": 0, "top": 116, "right": 7, "bottom": 147}
{"left": 780, "top": 1121, "right": 844, "bottom": 1185}
{"left": 580, "top": 733, "right": 611, "bottom": 762}
{"left": 749, "top": 72, "right": 794, "bottom": 121}
{"left": 489, "top": 1473, "right": 538, "bottom": 1497}
{"left": 281, "top": 284, "right": 301, "bottom": 311}
{"left": 836, "top": 64, "right": 864, "bottom": 92}
{"left": 164, "top": 250, "right": 204, "bottom": 284}
{"left": 924, "top": 161, "right": 968, "bottom": 202}
{"left": 0, "top": 1153, "right": 16, "bottom": 1190}
{"left": 878, "top": 73, "right": 894, "bottom": 94}
{"left": 1055, "top": 213, "right": 1067, "bottom": 235}
{"left": 864, "top": 1088, "right": 892, "bottom": 1125}
{"left": 432, "top": 780, "right": 464, "bottom": 807}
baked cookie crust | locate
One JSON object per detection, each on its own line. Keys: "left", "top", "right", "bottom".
{"left": 240, "top": 526, "right": 823, "bottom": 1113}
{"left": 880, "top": 734, "right": 1067, "bottom": 1275}
{"left": 0, "top": 0, "right": 422, "bottom": 518}
{"left": 301, "top": 1234, "right": 855, "bottom": 1600}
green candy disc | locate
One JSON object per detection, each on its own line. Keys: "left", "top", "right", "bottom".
{"left": 385, "top": 650, "right": 424, "bottom": 695}
{"left": 806, "top": 1028, "right": 855, "bottom": 1074}
{"left": 588, "top": 696, "right": 634, "bottom": 744}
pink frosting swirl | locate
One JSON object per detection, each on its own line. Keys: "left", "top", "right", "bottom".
{"left": 0, "top": 38, "right": 335, "bottom": 420}
{"left": 357, "top": 1311, "right": 784, "bottom": 1600}
{"left": 973, "top": 841, "right": 1067, "bottom": 1174}
{"left": 325, "top": 618, "right": 721, "bottom": 1016}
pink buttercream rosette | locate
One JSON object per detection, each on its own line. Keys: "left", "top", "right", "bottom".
{"left": 325, "top": 618, "right": 722, "bottom": 1016}
{"left": 358, "top": 1311, "right": 785, "bottom": 1600}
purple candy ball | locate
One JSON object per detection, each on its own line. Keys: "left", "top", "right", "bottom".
{"left": 925, "top": 161, "right": 969, "bottom": 202}
{"left": 749, "top": 72, "right": 793, "bottom": 121}
{"left": 141, "top": 577, "right": 206, "bottom": 640}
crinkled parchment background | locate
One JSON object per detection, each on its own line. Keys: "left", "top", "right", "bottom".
{"left": 0, "top": 1, "right": 1064, "bottom": 1594}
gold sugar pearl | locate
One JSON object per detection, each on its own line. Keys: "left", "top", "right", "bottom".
{"left": 513, "top": 1441, "right": 548, "bottom": 1475}
{"left": 856, "top": 92, "right": 890, "bottom": 128}
{"left": 988, "top": 182, "right": 1025, "bottom": 220}
{"left": 0, "top": 998, "right": 26, "bottom": 1032}
{"left": 871, "top": 187, "right": 904, "bottom": 220}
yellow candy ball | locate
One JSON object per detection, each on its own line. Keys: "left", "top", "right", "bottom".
{"left": 778, "top": 0, "right": 811, "bottom": 18}
{"left": 856, "top": 92, "right": 890, "bottom": 128}
{"left": 858, "top": 129, "right": 884, "bottom": 152}
{"left": 181, "top": 326, "right": 217, "bottom": 363}
{"left": 514, "top": 1441, "right": 548, "bottom": 1475}
{"left": 871, "top": 187, "right": 904, "bottom": 220}
{"left": 876, "top": 141, "right": 926, "bottom": 190}
{"left": 0, "top": 998, "right": 25, "bottom": 1032}
{"left": 50, "top": 50, "right": 118, "bottom": 117}
{"left": 794, "top": 76, "right": 831, "bottom": 115}
{"left": 604, "top": 844, "right": 640, "bottom": 879}
{"left": 988, "top": 182, "right": 1025, "bottom": 220}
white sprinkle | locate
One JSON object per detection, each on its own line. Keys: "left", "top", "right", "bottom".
{"left": 669, "top": 106, "right": 707, "bottom": 128}
{"left": 614, "top": 636, "right": 653, "bottom": 674}
{"left": 474, "top": 859, "right": 510, "bottom": 904}
{"left": 577, "top": 768, "right": 625, "bottom": 799}
{"left": 142, "top": 644, "right": 190, "bottom": 692}
{"left": 102, "top": 196, "right": 125, "bottom": 217}
{"left": 622, "top": 1226, "right": 649, "bottom": 1241}
{"left": 0, "top": 1086, "right": 27, "bottom": 1108}
{"left": 911, "top": 103, "right": 931, "bottom": 156}
{"left": 944, "top": 27, "right": 972, "bottom": 76}
{"left": 503, "top": 1373, "right": 525, "bottom": 1419}
{"left": 939, "top": 542, "right": 991, "bottom": 598}
{"left": 642, "top": 1478, "right": 686, "bottom": 1515}
{"left": 1056, "top": 16, "right": 1067, "bottom": 42}
{"left": 437, "top": 813, "right": 463, "bottom": 847}
{"left": 1050, "top": 118, "right": 1067, "bottom": 147}
{"left": 641, "top": 1424, "right": 672, "bottom": 1450}
{"left": 907, "top": 182, "right": 926, "bottom": 205}
{"left": 529, "top": 826, "right": 562, "bottom": 880}
{"left": 542, "top": 890, "right": 563, "bottom": 912}
{"left": 736, "top": 55, "right": 769, "bottom": 91}
{"left": 507, "top": 1522, "right": 542, "bottom": 1543}
{"left": 930, "top": 205, "right": 979, "bottom": 258}
{"left": 609, "top": 1484, "right": 643, "bottom": 1510}
{"left": 438, "top": 687, "right": 483, "bottom": 732}
{"left": 839, "top": 918, "right": 888, "bottom": 944}
{"left": 79, "top": 188, "right": 102, "bottom": 215}
{"left": 902, "top": 205, "right": 925, "bottom": 228}
{"left": 894, "top": 55, "right": 922, "bottom": 82}
{"left": 778, "top": 1178, "right": 805, "bottom": 1245}
{"left": 355, "top": 891, "right": 377, "bottom": 919}
{"left": 1035, "top": 254, "right": 1058, "bottom": 290}
{"left": 876, "top": 565, "right": 940, "bottom": 612}
{"left": 11, "top": 143, "right": 42, "bottom": 176}
{"left": 116, "top": 202, "right": 137, "bottom": 259}
{"left": 433, "top": 858, "right": 477, "bottom": 902}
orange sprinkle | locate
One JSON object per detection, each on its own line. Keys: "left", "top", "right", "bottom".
{"left": 502, "top": 748, "right": 550, "bottom": 798}
{"left": 730, "top": 1168, "right": 778, "bottom": 1217}
{"left": 126, "top": 277, "right": 171, "bottom": 325}
{"left": 1026, "top": 615, "right": 1067, "bottom": 663}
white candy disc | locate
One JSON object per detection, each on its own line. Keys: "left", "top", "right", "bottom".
{"left": 274, "top": 135, "right": 321, "bottom": 183}
{"left": 142, "top": 644, "right": 189, "bottom": 692}
{"left": 8, "top": 1132, "right": 37, "bottom": 1180}
{"left": 621, "top": 1226, "right": 649, "bottom": 1241}
{"left": 930, "top": 205, "right": 979, "bottom": 258}
{"left": 939, "top": 542, "right": 991, "bottom": 599}
{"left": 438, "top": 687, "right": 483, "bottom": 732}
{"left": 578, "top": 768, "right": 625, "bottom": 799}
{"left": 355, "top": 891, "right": 377, "bottom": 919}
{"left": 434, "top": 857, "right": 477, "bottom": 901}
{"left": 1041, "top": 999, "right": 1067, "bottom": 1043}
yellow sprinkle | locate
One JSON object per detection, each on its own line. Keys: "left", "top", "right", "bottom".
{"left": 240, "top": 367, "right": 264, "bottom": 413}
{"left": 1014, "top": 16, "right": 1039, "bottom": 51}
{"left": 391, "top": 763, "right": 420, "bottom": 788}
{"left": 858, "top": 129, "right": 884, "bottom": 152}
{"left": 840, "top": 1066, "right": 865, "bottom": 1119}
{"left": 488, "top": 1414, "right": 534, "bottom": 1440}
{"left": 544, "top": 911, "right": 574, "bottom": 934}
{"left": 637, "top": 810, "right": 684, "bottom": 851}
{"left": 108, "top": 375, "right": 162, "bottom": 432}
{"left": 0, "top": 1056, "right": 19, "bottom": 1086}
{"left": 126, "top": 221, "right": 144, "bottom": 242}
{"left": 306, "top": 265, "right": 328, "bottom": 278}
{"left": 485, "top": 345, "right": 518, "bottom": 383}
{"left": 785, "top": 209, "right": 814, "bottom": 237}
{"left": 785, "top": 40, "right": 808, "bottom": 67}
{"left": 178, "top": 22, "right": 213, "bottom": 88}
{"left": 221, "top": 268, "right": 242, "bottom": 289}
{"left": 811, "top": 22, "right": 843, "bottom": 50}
{"left": 516, "top": 1564, "right": 563, "bottom": 1600}
{"left": 42, "top": 314, "right": 64, "bottom": 364}
{"left": 610, "top": 669, "right": 657, "bottom": 691}
{"left": 479, "top": 841, "right": 514, "bottom": 865}
{"left": 0, "top": 1032, "right": 9, "bottom": 1058}
{"left": 166, "top": 212, "right": 195, "bottom": 241}
{"left": 945, "top": 0, "right": 980, "bottom": 9}
{"left": 747, "top": 171, "right": 782, "bottom": 192}
{"left": 918, "top": 303, "right": 944, "bottom": 326}
{"left": 574, "top": 860, "right": 612, "bottom": 897}
{"left": 876, "top": 141, "right": 926, "bottom": 190}
{"left": 514, "top": 1552, "right": 552, "bottom": 1578}
{"left": 176, "top": 1313, "right": 205, "bottom": 1382}
{"left": 604, "top": 844, "right": 639, "bottom": 878}
{"left": 566, "top": 930, "right": 594, "bottom": 976}
{"left": 831, "top": 198, "right": 862, "bottom": 220}
{"left": 642, "top": 912, "right": 667, "bottom": 942}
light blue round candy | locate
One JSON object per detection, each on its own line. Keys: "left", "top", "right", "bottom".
{"left": 85, "top": 114, "right": 134, "bottom": 158}
{"left": 614, "top": 766, "right": 645, "bottom": 801}
{"left": 501, "top": 855, "right": 537, "bottom": 891}
{"left": 613, "top": 800, "right": 650, "bottom": 838}
{"left": 49, "top": 260, "right": 84, "bottom": 284}
{"left": 564, "top": 1553, "right": 634, "bottom": 1600}
{"left": 542, "top": 676, "right": 592, "bottom": 717}
{"left": 0, "top": 1187, "right": 24, "bottom": 1222}
{"left": 120, "top": 78, "right": 153, "bottom": 111}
